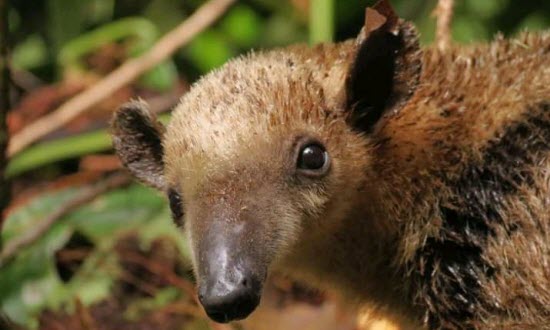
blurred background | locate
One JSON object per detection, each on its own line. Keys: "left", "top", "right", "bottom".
{"left": 1, "top": 0, "right": 548, "bottom": 329}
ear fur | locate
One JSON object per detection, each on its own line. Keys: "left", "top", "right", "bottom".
{"left": 111, "top": 100, "right": 166, "bottom": 190}
{"left": 345, "top": 0, "right": 423, "bottom": 133}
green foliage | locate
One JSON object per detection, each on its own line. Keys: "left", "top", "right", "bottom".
{"left": 12, "top": 35, "right": 48, "bottom": 70}
{"left": 185, "top": 30, "right": 236, "bottom": 72}
{"left": 6, "top": 115, "right": 170, "bottom": 177}
{"left": 47, "top": 0, "right": 88, "bottom": 54}
{"left": 0, "top": 184, "right": 185, "bottom": 328}
{"left": 59, "top": 17, "right": 177, "bottom": 91}
{"left": 6, "top": 130, "right": 111, "bottom": 178}
{"left": 221, "top": 5, "right": 263, "bottom": 48}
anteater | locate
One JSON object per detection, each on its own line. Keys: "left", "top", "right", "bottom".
{"left": 111, "top": 1, "right": 550, "bottom": 329}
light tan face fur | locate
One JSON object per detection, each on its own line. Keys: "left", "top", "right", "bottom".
{"left": 163, "top": 48, "right": 372, "bottom": 268}
{"left": 111, "top": 4, "right": 423, "bottom": 321}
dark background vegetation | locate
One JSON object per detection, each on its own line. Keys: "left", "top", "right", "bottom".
{"left": 8, "top": 0, "right": 550, "bottom": 83}
{"left": 1, "top": 0, "right": 548, "bottom": 329}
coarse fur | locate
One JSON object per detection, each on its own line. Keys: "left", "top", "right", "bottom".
{"left": 111, "top": 2, "right": 550, "bottom": 329}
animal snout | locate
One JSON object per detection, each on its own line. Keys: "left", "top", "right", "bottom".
{"left": 198, "top": 272, "right": 262, "bottom": 323}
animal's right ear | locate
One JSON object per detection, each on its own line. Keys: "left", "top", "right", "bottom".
{"left": 345, "top": 0, "right": 422, "bottom": 133}
{"left": 111, "top": 100, "right": 166, "bottom": 190}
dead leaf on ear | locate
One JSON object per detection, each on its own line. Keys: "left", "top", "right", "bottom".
{"left": 365, "top": 8, "right": 387, "bottom": 34}
{"left": 365, "top": 0, "right": 400, "bottom": 35}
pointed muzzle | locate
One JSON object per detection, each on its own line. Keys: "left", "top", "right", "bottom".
{"left": 195, "top": 220, "right": 269, "bottom": 323}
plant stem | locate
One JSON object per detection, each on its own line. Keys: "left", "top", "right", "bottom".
{"left": 0, "top": 0, "right": 12, "bottom": 233}
{"left": 309, "top": 0, "right": 334, "bottom": 44}
{"left": 434, "top": 0, "right": 454, "bottom": 51}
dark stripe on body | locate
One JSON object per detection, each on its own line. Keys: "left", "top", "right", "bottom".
{"left": 412, "top": 102, "right": 549, "bottom": 329}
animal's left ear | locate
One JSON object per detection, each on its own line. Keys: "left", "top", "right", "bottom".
{"left": 111, "top": 100, "right": 166, "bottom": 191}
{"left": 345, "top": 0, "right": 423, "bottom": 132}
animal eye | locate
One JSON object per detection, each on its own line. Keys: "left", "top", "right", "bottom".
{"left": 297, "top": 143, "right": 330, "bottom": 174}
{"left": 168, "top": 189, "right": 184, "bottom": 225}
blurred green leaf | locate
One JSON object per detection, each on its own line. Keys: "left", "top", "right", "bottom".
{"left": 64, "top": 184, "right": 166, "bottom": 240}
{"left": 88, "top": 0, "right": 115, "bottom": 23}
{"left": 138, "top": 60, "right": 179, "bottom": 91}
{"left": 221, "top": 5, "right": 263, "bottom": 48}
{"left": 12, "top": 35, "right": 48, "bottom": 70}
{"left": 262, "top": 15, "right": 308, "bottom": 47}
{"left": 144, "top": 0, "right": 186, "bottom": 33}
{"left": 6, "top": 129, "right": 111, "bottom": 178}
{"left": 58, "top": 17, "right": 177, "bottom": 91}
{"left": 518, "top": 13, "right": 549, "bottom": 32}
{"left": 8, "top": 7, "right": 21, "bottom": 34}
{"left": 0, "top": 183, "right": 184, "bottom": 328}
{"left": 1, "top": 189, "right": 77, "bottom": 245}
{"left": 6, "top": 115, "right": 170, "bottom": 178}
{"left": 47, "top": 0, "right": 88, "bottom": 54}
{"left": 248, "top": 0, "right": 293, "bottom": 13}
{"left": 186, "top": 30, "right": 235, "bottom": 72}
{"left": 59, "top": 18, "right": 156, "bottom": 67}
{"left": 452, "top": 17, "right": 490, "bottom": 43}
{"left": 465, "top": 0, "right": 508, "bottom": 19}
{"left": 1, "top": 189, "right": 78, "bottom": 327}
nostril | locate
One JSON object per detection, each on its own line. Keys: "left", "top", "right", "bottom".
{"left": 198, "top": 287, "right": 207, "bottom": 303}
{"left": 240, "top": 275, "right": 261, "bottom": 289}
{"left": 199, "top": 281, "right": 261, "bottom": 323}
{"left": 207, "top": 310, "right": 228, "bottom": 323}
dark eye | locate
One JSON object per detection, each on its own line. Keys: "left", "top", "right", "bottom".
{"left": 297, "top": 143, "right": 330, "bottom": 174}
{"left": 168, "top": 189, "right": 184, "bottom": 226}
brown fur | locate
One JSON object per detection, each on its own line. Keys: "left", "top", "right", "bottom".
{"left": 111, "top": 3, "right": 550, "bottom": 329}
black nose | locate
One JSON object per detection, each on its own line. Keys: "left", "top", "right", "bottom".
{"left": 198, "top": 275, "right": 261, "bottom": 323}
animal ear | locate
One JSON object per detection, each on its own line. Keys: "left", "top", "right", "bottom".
{"left": 111, "top": 100, "right": 166, "bottom": 190}
{"left": 345, "top": 0, "right": 422, "bottom": 132}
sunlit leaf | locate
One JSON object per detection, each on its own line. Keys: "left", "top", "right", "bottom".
{"left": 6, "top": 130, "right": 111, "bottom": 178}
{"left": 12, "top": 35, "right": 49, "bottom": 70}
{"left": 221, "top": 5, "right": 263, "bottom": 48}
{"left": 6, "top": 115, "right": 170, "bottom": 178}
{"left": 185, "top": 30, "right": 235, "bottom": 72}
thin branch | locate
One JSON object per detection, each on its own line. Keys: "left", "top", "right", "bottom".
{"left": 0, "top": 173, "right": 130, "bottom": 267}
{"left": 75, "top": 298, "right": 99, "bottom": 330}
{"left": 433, "top": 0, "right": 454, "bottom": 51}
{"left": 0, "top": 0, "right": 11, "bottom": 232}
{"left": 122, "top": 251, "right": 197, "bottom": 298}
{"left": 7, "top": 0, "right": 236, "bottom": 156}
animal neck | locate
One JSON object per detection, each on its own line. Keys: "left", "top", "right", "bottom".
{"left": 277, "top": 200, "right": 420, "bottom": 327}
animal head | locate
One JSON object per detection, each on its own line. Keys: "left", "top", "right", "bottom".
{"left": 111, "top": 0, "right": 422, "bottom": 323}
